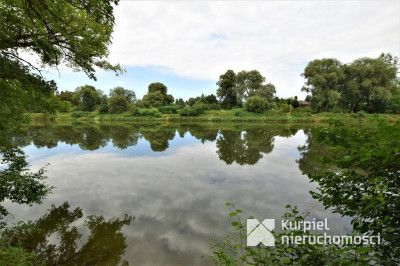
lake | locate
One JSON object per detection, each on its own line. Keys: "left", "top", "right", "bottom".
{"left": 5, "top": 122, "right": 352, "bottom": 265}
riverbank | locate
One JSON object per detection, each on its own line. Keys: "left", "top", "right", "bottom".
{"left": 29, "top": 109, "right": 400, "bottom": 125}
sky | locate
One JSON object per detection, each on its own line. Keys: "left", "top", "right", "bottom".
{"left": 43, "top": 1, "right": 399, "bottom": 100}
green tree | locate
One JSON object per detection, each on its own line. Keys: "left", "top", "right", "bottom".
{"left": 142, "top": 91, "right": 164, "bottom": 108}
{"left": 73, "top": 85, "right": 104, "bottom": 111}
{"left": 342, "top": 54, "right": 398, "bottom": 112}
{"left": 217, "top": 70, "right": 237, "bottom": 109}
{"left": 109, "top": 86, "right": 136, "bottom": 103}
{"left": 235, "top": 70, "right": 276, "bottom": 102}
{"left": 147, "top": 82, "right": 174, "bottom": 106}
{"left": 0, "top": 0, "right": 123, "bottom": 80}
{"left": 0, "top": 0, "right": 121, "bottom": 218}
{"left": 243, "top": 96, "right": 269, "bottom": 113}
{"left": 107, "top": 95, "right": 129, "bottom": 114}
{"left": 301, "top": 58, "right": 344, "bottom": 112}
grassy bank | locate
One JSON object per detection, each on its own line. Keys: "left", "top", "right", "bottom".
{"left": 29, "top": 109, "right": 400, "bottom": 125}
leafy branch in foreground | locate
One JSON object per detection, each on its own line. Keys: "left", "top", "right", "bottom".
{"left": 208, "top": 204, "right": 379, "bottom": 265}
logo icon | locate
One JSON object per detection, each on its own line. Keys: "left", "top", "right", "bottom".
{"left": 247, "top": 219, "right": 275, "bottom": 246}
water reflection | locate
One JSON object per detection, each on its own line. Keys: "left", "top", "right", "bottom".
{"left": 13, "top": 123, "right": 301, "bottom": 165}
{"left": 4, "top": 122, "right": 352, "bottom": 265}
{"left": 2, "top": 202, "right": 132, "bottom": 265}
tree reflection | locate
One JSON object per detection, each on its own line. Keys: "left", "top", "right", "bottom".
{"left": 141, "top": 129, "right": 176, "bottom": 152}
{"left": 1, "top": 202, "right": 133, "bottom": 265}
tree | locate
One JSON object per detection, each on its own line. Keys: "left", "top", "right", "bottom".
{"left": 107, "top": 95, "right": 128, "bottom": 114}
{"left": 217, "top": 70, "right": 237, "bottom": 109}
{"left": 301, "top": 58, "right": 344, "bottom": 112}
{"left": 244, "top": 96, "right": 269, "bottom": 113}
{"left": 73, "top": 85, "right": 103, "bottom": 111}
{"left": 109, "top": 87, "right": 136, "bottom": 103}
{"left": 342, "top": 54, "right": 398, "bottom": 112}
{"left": 0, "top": 0, "right": 123, "bottom": 80}
{"left": 147, "top": 82, "right": 174, "bottom": 106}
{"left": 235, "top": 70, "right": 276, "bottom": 102}
{"left": 142, "top": 91, "right": 164, "bottom": 108}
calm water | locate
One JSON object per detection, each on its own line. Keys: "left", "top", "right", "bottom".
{"left": 5, "top": 122, "right": 351, "bottom": 265}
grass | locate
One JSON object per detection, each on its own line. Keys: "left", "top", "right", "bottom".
{"left": 29, "top": 109, "right": 400, "bottom": 125}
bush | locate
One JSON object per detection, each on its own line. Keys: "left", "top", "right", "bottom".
{"left": 280, "top": 103, "right": 293, "bottom": 113}
{"left": 130, "top": 106, "right": 139, "bottom": 116}
{"left": 138, "top": 108, "right": 161, "bottom": 117}
{"left": 158, "top": 105, "right": 177, "bottom": 114}
{"left": 179, "top": 103, "right": 209, "bottom": 116}
{"left": 70, "top": 111, "right": 88, "bottom": 118}
{"left": 98, "top": 103, "right": 108, "bottom": 114}
{"left": 233, "top": 109, "right": 247, "bottom": 117}
{"left": 55, "top": 100, "right": 72, "bottom": 112}
{"left": 244, "top": 96, "right": 269, "bottom": 113}
{"left": 108, "top": 95, "right": 129, "bottom": 114}
{"left": 208, "top": 103, "right": 221, "bottom": 110}
{"left": 293, "top": 106, "right": 312, "bottom": 113}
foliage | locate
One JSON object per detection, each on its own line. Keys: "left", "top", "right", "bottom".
{"left": 303, "top": 121, "right": 400, "bottom": 262}
{"left": 147, "top": 82, "right": 174, "bottom": 106}
{"left": 302, "top": 58, "right": 344, "bottom": 112}
{"left": 0, "top": 0, "right": 123, "bottom": 79}
{"left": 236, "top": 70, "right": 276, "bottom": 103}
{"left": 0, "top": 202, "right": 133, "bottom": 265}
{"left": 54, "top": 98, "right": 72, "bottom": 113}
{"left": 280, "top": 104, "right": 293, "bottom": 113}
{"left": 138, "top": 108, "right": 161, "bottom": 117}
{"left": 73, "top": 85, "right": 104, "bottom": 111}
{"left": 302, "top": 54, "right": 399, "bottom": 113}
{"left": 108, "top": 95, "right": 129, "bottom": 114}
{"left": 0, "top": 241, "right": 43, "bottom": 265}
{"left": 0, "top": 55, "right": 57, "bottom": 131}
{"left": 109, "top": 87, "right": 136, "bottom": 103}
{"left": 0, "top": 146, "right": 52, "bottom": 218}
{"left": 142, "top": 91, "right": 164, "bottom": 108}
{"left": 243, "top": 96, "right": 270, "bottom": 113}
{"left": 98, "top": 103, "right": 109, "bottom": 114}
{"left": 159, "top": 105, "right": 178, "bottom": 114}
{"left": 385, "top": 93, "right": 400, "bottom": 114}
{"left": 217, "top": 70, "right": 238, "bottom": 110}
{"left": 179, "top": 103, "right": 209, "bottom": 116}
{"left": 209, "top": 203, "right": 375, "bottom": 265}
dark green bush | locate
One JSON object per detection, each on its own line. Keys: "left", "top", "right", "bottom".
{"left": 179, "top": 103, "right": 209, "bottom": 116}
{"left": 107, "top": 95, "right": 129, "bottom": 114}
{"left": 130, "top": 106, "right": 139, "bottom": 116}
{"left": 70, "top": 111, "right": 88, "bottom": 118}
{"left": 280, "top": 103, "right": 293, "bottom": 113}
{"left": 98, "top": 103, "right": 108, "bottom": 114}
{"left": 158, "top": 105, "right": 177, "bottom": 114}
{"left": 138, "top": 108, "right": 161, "bottom": 117}
{"left": 244, "top": 96, "right": 269, "bottom": 113}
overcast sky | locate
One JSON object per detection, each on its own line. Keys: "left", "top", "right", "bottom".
{"left": 47, "top": 1, "right": 400, "bottom": 100}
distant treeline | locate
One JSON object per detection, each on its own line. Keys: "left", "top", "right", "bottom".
{"left": 47, "top": 53, "right": 399, "bottom": 116}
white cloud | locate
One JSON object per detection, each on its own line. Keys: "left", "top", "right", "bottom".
{"left": 108, "top": 1, "right": 399, "bottom": 97}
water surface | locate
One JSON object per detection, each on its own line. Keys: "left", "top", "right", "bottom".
{"left": 5, "top": 122, "right": 351, "bottom": 265}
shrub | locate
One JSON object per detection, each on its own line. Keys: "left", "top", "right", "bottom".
{"left": 70, "top": 111, "right": 88, "bottom": 118}
{"left": 98, "top": 103, "right": 108, "bottom": 114}
{"left": 280, "top": 103, "right": 293, "bottom": 113}
{"left": 244, "top": 96, "right": 269, "bottom": 113}
{"left": 130, "top": 106, "right": 139, "bottom": 116}
{"left": 108, "top": 95, "right": 129, "bottom": 114}
{"left": 55, "top": 100, "right": 72, "bottom": 112}
{"left": 138, "top": 108, "right": 161, "bottom": 117}
{"left": 233, "top": 109, "right": 247, "bottom": 117}
{"left": 293, "top": 106, "right": 312, "bottom": 113}
{"left": 208, "top": 103, "right": 221, "bottom": 110}
{"left": 158, "top": 105, "right": 177, "bottom": 114}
